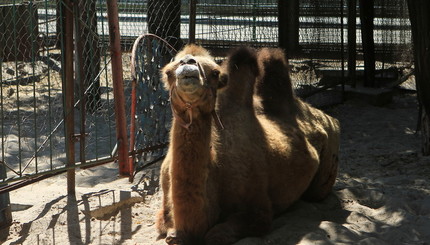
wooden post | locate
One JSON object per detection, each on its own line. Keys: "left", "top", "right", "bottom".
{"left": 407, "top": 0, "right": 430, "bottom": 155}
{"left": 348, "top": 0, "right": 357, "bottom": 88}
{"left": 278, "top": 0, "right": 299, "bottom": 56}
{"left": 106, "top": 0, "right": 130, "bottom": 176}
{"left": 359, "top": 0, "right": 375, "bottom": 87}
{"left": 61, "top": 0, "right": 75, "bottom": 195}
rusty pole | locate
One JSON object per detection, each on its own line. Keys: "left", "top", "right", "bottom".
{"left": 189, "top": 0, "right": 197, "bottom": 44}
{"left": 106, "top": 0, "right": 130, "bottom": 177}
{"left": 128, "top": 77, "right": 137, "bottom": 181}
{"left": 62, "top": 0, "right": 75, "bottom": 194}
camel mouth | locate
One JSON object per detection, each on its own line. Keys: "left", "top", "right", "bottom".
{"left": 175, "top": 64, "right": 203, "bottom": 94}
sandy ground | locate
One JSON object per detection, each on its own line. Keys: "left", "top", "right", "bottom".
{"left": 2, "top": 91, "right": 430, "bottom": 245}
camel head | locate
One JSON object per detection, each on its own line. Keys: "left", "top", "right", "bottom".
{"left": 162, "top": 44, "right": 227, "bottom": 129}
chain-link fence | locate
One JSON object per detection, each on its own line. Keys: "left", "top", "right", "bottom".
{"left": 1, "top": 0, "right": 415, "bottom": 185}
{"left": 0, "top": 0, "right": 119, "bottom": 186}
{"left": 118, "top": 0, "right": 412, "bottom": 94}
{"left": 1, "top": 1, "right": 66, "bottom": 181}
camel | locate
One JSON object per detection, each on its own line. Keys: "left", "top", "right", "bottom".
{"left": 155, "top": 44, "right": 340, "bottom": 245}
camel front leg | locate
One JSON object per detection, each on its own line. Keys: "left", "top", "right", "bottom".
{"left": 204, "top": 208, "right": 272, "bottom": 245}
{"left": 156, "top": 159, "right": 174, "bottom": 237}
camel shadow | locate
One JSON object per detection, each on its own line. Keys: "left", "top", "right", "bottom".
{"left": 234, "top": 192, "right": 351, "bottom": 244}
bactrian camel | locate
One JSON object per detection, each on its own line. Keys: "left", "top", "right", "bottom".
{"left": 155, "top": 44, "right": 340, "bottom": 245}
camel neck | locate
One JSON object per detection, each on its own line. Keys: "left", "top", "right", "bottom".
{"left": 169, "top": 114, "right": 213, "bottom": 234}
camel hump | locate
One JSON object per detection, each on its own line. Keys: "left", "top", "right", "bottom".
{"left": 219, "top": 47, "right": 259, "bottom": 107}
{"left": 226, "top": 47, "right": 259, "bottom": 77}
{"left": 256, "top": 48, "right": 295, "bottom": 116}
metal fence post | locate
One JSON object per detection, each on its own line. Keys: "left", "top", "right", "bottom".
{"left": 189, "top": 0, "right": 197, "bottom": 43}
{"left": 348, "top": 0, "right": 357, "bottom": 88}
{"left": 278, "top": 0, "right": 300, "bottom": 56}
{"left": 106, "top": 0, "right": 130, "bottom": 177}
{"left": 359, "top": 0, "right": 376, "bottom": 87}
{"left": 0, "top": 164, "right": 12, "bottom": 230}
{"left": 62, "top": 0, "right": 76, "bottom": 195}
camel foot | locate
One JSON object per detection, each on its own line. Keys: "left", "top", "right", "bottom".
{"left": 205, "top": 225, "right": 237, "bottom": 245}
{"left": 166, "top": 230, "right": 183, "bottom": 245}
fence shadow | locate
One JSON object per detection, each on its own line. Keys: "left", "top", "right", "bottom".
{"left": 7, "top": 195, "right": 66, "bottom": 245}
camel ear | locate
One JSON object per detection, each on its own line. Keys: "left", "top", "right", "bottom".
{"left": 161, "top": 63, "right": 175, "bottom": 90}
{"left": 218, "top": 73, "right": 228, "bottom": 89}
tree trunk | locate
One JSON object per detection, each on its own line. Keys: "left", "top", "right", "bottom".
{"left": 359, "top": 0, "right": 376, "bottom": 87}
{"left": 407, "top": 0, "right": 430, "bottom": 155}
{"left": 278, "top": 0, "right": 300, "bottom": 57}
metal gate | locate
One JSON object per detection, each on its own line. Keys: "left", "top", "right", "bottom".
{"left": 129, "top": 34, "right": 177, "bottom": 178}
{"left": 0, "top": 1, "right": 126, "bottom": 193}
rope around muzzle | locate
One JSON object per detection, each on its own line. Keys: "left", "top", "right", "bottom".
{"left": 169, "top": 63, "right": 224, "bottom": 131}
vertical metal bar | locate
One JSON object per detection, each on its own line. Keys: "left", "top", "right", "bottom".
{"left": 340, "top": 0, "right": 345, "bottom": 97}
{"left": 252, "top": 3, "right": 257, "bottom": 42}
{"left": 0, "top": 58, "right": 3, "bottom": 166}
{"left": 44, "top": 0, "right": 54, "bottom": 170}
{"left": 29, "top": 1, "right": 38, "bottom": 173}
{"left": 128, "top": 77, "right": 137, "bottom": 181}
{"left": 62, "top": 0, "right": 76, "bottom": 194}
{"left": 359, "top": 0, "right": 375, "bottom": 87}
{"left": 74, "top": 2, "right": 86, "bottom": 166}
{"left": 348, "top": 0, "right": 357, "bottom": 88}
{"left": 106, "top": 0, "right": 130, "bottom": 177}
{"left": 189, "top": 0, "right": 197, "bottom": 43}
{"left": 97, "top": 0, "right": 113, "bottom": 152}
{"left": 278, "top": 0, "right": 300, "bottom": 56}
{"left": 11, "top": 1, "right": 23, "bottom": 177}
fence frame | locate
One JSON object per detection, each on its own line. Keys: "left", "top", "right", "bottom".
{"left": 0, "top": 0, "right": 129, "bottom": 195}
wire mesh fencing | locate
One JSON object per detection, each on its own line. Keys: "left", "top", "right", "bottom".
{"left": 0, "top": 0, "right": 415, "bottom": 184}
{"left": 1, "top": 1, "right": 66, "bottom": 181}
{"left": 0, "top": 0, "right": 119, "bottom": 185}
{"left": 73, "top": 0, "right": 118, "bottom": 165}
{"left": 129, "top": 34, "right": 176, "bottom": 175}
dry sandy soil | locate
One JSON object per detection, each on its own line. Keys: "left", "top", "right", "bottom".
{"left": 2, "top": 91, "right": 430, "bottom": 245}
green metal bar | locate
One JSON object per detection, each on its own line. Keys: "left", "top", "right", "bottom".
{"left": 12, "top": 1, "right": 23, "bottom": 177}
{"left": 98, "top": 0, "right": 113, "bottom": 153}
{"left": 74, "top": 0, "right": 86, "bottom": 166}
{"left": 252, "top": 2, "right": 257, "bottom": 42}
{"left": 29, "top": 1, "right": 38, "bottom": 174}
{"left": 61, "top": 0, "right": 76, "bottom": 195}
{"left": 88, "top": 0, "right": 99, "bottom": 161}
{"left": 0, "top": 57, "right": 4, "bottom": 176}
{"left": 44, "top": 0, "right": 54, "bottom": 171}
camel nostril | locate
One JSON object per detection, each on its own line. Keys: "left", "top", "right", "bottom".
{"left": 180, "top": 55, "right": 197, "bottom": 65}
{"left": 188, "top": 58, "right": 197, "bottom": 64}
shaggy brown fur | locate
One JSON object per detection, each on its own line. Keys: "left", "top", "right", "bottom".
{"left": 255, "top": 47, "right": 340, "bottom": 201}
{"left": 156, "top": 44, "right": 339, "bottom": 245}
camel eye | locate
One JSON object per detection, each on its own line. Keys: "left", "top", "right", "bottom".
{"left": 211, "top": 70, "right": 220, "bottom": 78}
{"left": 165, "top": 69, "right": 174, "bottom": 78}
